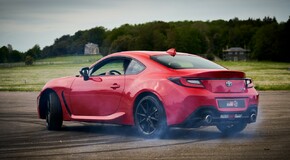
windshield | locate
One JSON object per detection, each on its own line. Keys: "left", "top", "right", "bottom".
{"left": 151, "top": 55, "right": 225, "bottom": 69}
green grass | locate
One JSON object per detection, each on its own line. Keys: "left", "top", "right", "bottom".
{"left": 0, "top": 55, "right": 289, "bottom": 91}
{"left": 0, "top": 55, "right": 102, "bottom": 91}
{"left": 217, "top": 61, "right": 290, "bottom": 90}
{"left": 36, "top": 55, "right": 102, "bottom": 64}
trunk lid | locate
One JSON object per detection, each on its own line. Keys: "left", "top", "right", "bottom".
{"left": 201, "top": 79, "right": 246, "bottom": 93}
{"left": 181, "top": 70, "right": 247, "bottom": 93}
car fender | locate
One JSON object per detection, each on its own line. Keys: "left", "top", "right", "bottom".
{"left": 37, "top": 77, "right": 75, "bottom": 120}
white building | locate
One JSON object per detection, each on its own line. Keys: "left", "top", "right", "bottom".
{"left": 84, "top": 43, "right": 99, "bottom": 55}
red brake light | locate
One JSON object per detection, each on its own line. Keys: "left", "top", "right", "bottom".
{"left": 166, "top": 48, "right": 176, "bottom": 57}
{"left": 245, "top": 79, "right": 254, "bottom": 88}
{"left": 169, "top": 77, "right": 204, "bottom": 88}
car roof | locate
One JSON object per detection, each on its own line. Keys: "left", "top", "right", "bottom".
{"left": 90, "top": 50, "right": 201, "bottom": 70}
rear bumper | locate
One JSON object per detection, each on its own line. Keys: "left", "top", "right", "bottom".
{"left": 173, "top": 105, "right": 258, "bottom": 128}
{"left": 161, "top": 83, "right": 259, "bottom": 125}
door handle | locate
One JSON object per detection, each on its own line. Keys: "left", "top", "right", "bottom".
{"left": 111, "top": 83, "right": 120, "bottom": 89}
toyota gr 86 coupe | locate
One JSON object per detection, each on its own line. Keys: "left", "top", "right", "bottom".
{"left": 37, "top": 48, "right": 259, "bottom": 137}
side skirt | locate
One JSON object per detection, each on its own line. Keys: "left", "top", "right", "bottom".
{"left": 71, "top": 112, "right": 125, "bottom": 121}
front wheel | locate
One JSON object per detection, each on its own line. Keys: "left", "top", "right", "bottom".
{"left": 216, "top": 122, "right": 247, "bottom": 135}
{"left": 134, "top": 95, "right": 167, "bottom": 138}
{"left": 46, "top": 92, "right": 63, "bottom": 130}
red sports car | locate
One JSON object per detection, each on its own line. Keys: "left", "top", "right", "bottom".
{"left": 37, "top": 49, "right": 259, "bottom": 138}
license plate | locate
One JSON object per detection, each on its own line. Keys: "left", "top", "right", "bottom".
{"left": 220, "top": 114, "right": 242, "bottom": 119}
{"left": 218, "top": 99, "right": 245, "bottom": 108}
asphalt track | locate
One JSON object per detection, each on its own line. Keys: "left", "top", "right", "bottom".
{"left": 0, "top": 91, "right": 289, "bottom": 160}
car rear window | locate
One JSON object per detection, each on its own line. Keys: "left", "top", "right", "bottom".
{"left": 151, "top": 55, "right": 225, "bottom": 69}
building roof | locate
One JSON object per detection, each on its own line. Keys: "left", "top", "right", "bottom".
{"left": 85, "top": 42, "right": 98, "bottom": 47}
{"left": 223, "top": 47, "right": 250, "bottom": 52}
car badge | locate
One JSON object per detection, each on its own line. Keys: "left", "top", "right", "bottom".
{"left": 233, "top": 100, "right": 238, "bottom": 107}
{"left": 225, "top": 81, "right": 232, "bottom": 87}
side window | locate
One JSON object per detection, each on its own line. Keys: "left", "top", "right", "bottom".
{"left": 125, "top": 60, "right": 145, "bottom": 75}
{"left": 91, "top": 59, "right": 126, "bottom": 76}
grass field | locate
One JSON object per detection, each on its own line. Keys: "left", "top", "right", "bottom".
{"left": 0, "top": 55, "right": 289, "bottom": 91}
{"left": 217, "top": 61, "right": 290, "bottom": 90}
{"left": 0, "top": 55, "right": 102, "bottom": 91}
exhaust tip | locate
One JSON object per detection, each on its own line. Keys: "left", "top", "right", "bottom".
{"left": 250, "top": 113, "right": 256, "bottom": 122}
{"left": 204, "top": 115, "right": 212, "bottom": 124}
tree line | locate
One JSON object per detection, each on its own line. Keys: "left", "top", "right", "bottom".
{"left": 0, "top": 44, "right": 41, "bottom": 65}
{"left": 1, "top": 17, "right": 290, "bottom": 63}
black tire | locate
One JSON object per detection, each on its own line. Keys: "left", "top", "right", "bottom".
{"left": 134, "top": 95, "right": 167, "bottom": 138}
{"left": 46, "top": 92, "right": 63, "bottom": 130}
{"left": 216, "top": 122, "right": 247, "bottom": 135}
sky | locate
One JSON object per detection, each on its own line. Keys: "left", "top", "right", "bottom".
{"left": 0, "top": 0, "right": 289, "bottom": 52}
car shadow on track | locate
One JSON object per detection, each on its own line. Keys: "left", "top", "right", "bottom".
{"left": 60, "top": 123, "right": 255, "bottom": 140}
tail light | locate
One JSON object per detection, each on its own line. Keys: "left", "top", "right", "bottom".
{"left": 245, "top": 78, "right": 254, "bottom": 88}
{"left": 168, "top": 77, "right": 204, "bottom": 88}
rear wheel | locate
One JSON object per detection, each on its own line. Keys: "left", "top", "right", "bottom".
{"left": 134, "top": 95, "right": 167, "bottom": 138}
{"left": 216, "top": 122, "right": 247, "bottom": 135}
{"left": 46, "top": 92, "right": 63, "bottom": 130}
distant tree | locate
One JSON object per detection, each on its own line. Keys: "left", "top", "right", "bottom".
{"left": 9, "top": 50, "right": 23, "bottom": 62}
{"left": 175, "top": 26, "right": 207, "bottom": 54}
{"left": 26, "top": 45, "right": 41, "bottom": 59}
{"left": 134, "top": 26, "right": 153, "bottom": 50}
{"left": 262, "top": 16, "right": 277, "bottom": 24}
{"left": 109, "top": 35, "right": 134, "bottom": 52}
{"left": 252, "top": 23, "right": 279, "bottom": 60}
{"left": 0, "top": 45, "right": 23, "bottom": 63}
{"left": 208, "top": 20, "right": 228, "bottom": 57}
{"left": 53, "top": 40, "right": 69, "bottom": 56}
{"left": 0, "top": 46, "right": 9, "bottom": 63}
{"left": 166, "top": 27, "right": 177, "bottom": 48}
{"left": 25, "top": 55, "right": 34, "bottom": 65}
{"left": 41, "top": 46, "right": 52, "bottom": 58}
{"left": 87, "top": 27, "right": 106, "bottom": 45}
{"left": 52, "top": 36, "right": 72, "bottom": 56}
{"left": 275, "top": 17, "right": 290, "bottom": 62}
{"left": 7, "top": 44, "right": 13, "bottom": 53}
{"left": 152, "top": 30, "right": 167, "bottom": 50}
{"left": 206, "top": 53, "right": 215, "bottom": 61}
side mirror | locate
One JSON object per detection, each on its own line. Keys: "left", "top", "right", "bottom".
{"left": 79, "top": 67, "right": 89, "bottom": 81}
